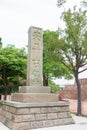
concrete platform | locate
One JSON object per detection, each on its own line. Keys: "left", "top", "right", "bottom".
{"left": 0, "top": 114, "right": 87, "bottom": 130}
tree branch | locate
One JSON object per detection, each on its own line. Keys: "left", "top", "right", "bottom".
{"left": 79, "top": 67, "right": 87, "bottom": 73}
{"left": 80, "top": 61, "right": 87, "bottom": 67}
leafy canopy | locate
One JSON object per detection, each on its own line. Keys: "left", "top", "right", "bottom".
{"left": 56, "top": 8, "right": 87, "bottom": 75}
{"left": 43, "top": 30, "right": 73, "bottom": 86}
{"left": 0, "top": 44, "right": 27, "bottom": 94}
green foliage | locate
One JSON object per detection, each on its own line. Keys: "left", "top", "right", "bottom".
{"left": 43, "top": 30, "right": 73, "bottom": 86}
{"left": 57, "top": 8, "right": 87, "bottom": 74}
{"left": 57, "top": 0, "right": 66, "bottom": 8}
{"left": 43, "top": 30, "right": 60, "bottom": 85}
{"left": 81, "top": 0, "right": 87, "bottom": 7}
{"left": 0, "top": 37, "right": 2, "bottom": 48}
{"left": 0, "top": 45, "right": 27, "bottom": 97}
{"left": 49, "top": 80, "right": 61, "bottom": 93}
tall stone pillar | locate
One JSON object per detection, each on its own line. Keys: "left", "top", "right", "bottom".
{"left": 27, "top": 26, "right": 43, "bottom": 86}
{"left": 19, "top": 26, "right": 50, "bottom": 93}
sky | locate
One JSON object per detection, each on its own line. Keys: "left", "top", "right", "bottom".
{"left": 0, "top": 0, "right": 86, "bottom": 85}
{"left": 0, "top": 0, "right": 81, "bottom": 48}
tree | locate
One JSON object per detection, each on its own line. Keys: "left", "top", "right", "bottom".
{"left": 43, "top": 30, "right": 72, "bottom": 86}
{"left": 81, "top": 0, "right": 87, "bottom": 7}
{"left": 49, "top": 80, "right": 61, "bottom": 93}
{"left": 0, "top": 45, "right": 27, "bottom": 100}
{"left": 57, "top": 0, "right": 87, "bottom": 115}
{"left": 57, "top": 0, "right": 66, "bottom": 10}
{"left": 0, "top": 37, "right": 2, "bottom": 48}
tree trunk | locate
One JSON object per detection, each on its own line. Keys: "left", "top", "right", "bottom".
{"left": 4, "top": 90, "right": 7, "bottom": 100}
{"left": 43, "top": 74, "right": 48, "bottom": 86}
{"left": 74, "top": 72, "right": 81, "bottom": 116}
{"left": 4, "top": 85, "right": 8, "bottom": 100}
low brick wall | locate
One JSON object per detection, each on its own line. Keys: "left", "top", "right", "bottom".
{"left": 65, "top": 99, "right": 87, "bottom": 115}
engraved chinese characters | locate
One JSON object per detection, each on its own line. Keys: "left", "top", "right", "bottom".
{"left": 27, "top": 26, "right": 43, "bottom": 86}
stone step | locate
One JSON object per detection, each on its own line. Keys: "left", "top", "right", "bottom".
{"left": 11, "top": 93, "right": 59, "bottom": 103}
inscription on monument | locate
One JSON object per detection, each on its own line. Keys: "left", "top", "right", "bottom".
{"left": 27, "top": 26, "right": 43, "bottom": 86}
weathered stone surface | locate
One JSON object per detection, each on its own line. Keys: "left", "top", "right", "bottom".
{"left": 12, "top": 115, "right": 22, "bottom": 123}
{"left": 12, "top": 122, "right": 30, "bottom": 130}
{"left": 22, "top": 115, "right": 35, "bottom": 122}
{"left": 30, "top": 121, "right": 43, "bottom": 129}
{"left": 0, "top": 101, "right": 74, "bottom": 130}
{"left": 19, "top": 86, "right": 50, "bottom": 93}
{"left": 59, "top": 118, "right": 74, "bottom": 125}
{"left": 3, "top": 111, "right": 12, "bottom": 120}
{"left": 35, "top": 113, "right": 47, "bottom": 120}
{"left": 53, "top": 119, "right": 60, "bottom": 126}
{"left": 11, "top": 93, "right": 59, "bottom": 102}
{"left": 29, "top": 107, "right": 41, "bottom": 114}
{"left": 0, "top": 114, "right": 6, "bottom": 123}
{"left": 16, "top": 108, "right": 29, "bottom": 115}
{"left": 61, "top": 106, "right": 69, "bottom": 111}
{"left": 40, "top": 107, "right": 48, "bottom": 113}
{"left": 47, "top": 113, "right": 58, "bottom": 119}
{"left": 2, "top": 100, "right": 70, "bottom": 108}
{"left": 58, "top": 112, "right": 70, "bottom": 118}
{"left": 4, "top": 120, "right": 13, "bottom": 129}
{"left": 43, "top": 120, "right": 54, "bottom": 127}
{"left": 3, "top": 104, "right": 16, "bottom": 113}
{"left": 26, "top": 26, "right": 43, "bottom": 86}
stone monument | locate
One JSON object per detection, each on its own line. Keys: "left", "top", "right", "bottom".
{"left": 19, "top": 26, "right": 50, "bottom": 96}
{"left": 0, "top": 26, "right": 74, "bottom": 130}
{"left": 27, "top": 26, "right": 43, "bottom": 86}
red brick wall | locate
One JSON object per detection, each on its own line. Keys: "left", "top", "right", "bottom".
{"left": 57, "top": 78, "right": 87, "bottom": 101}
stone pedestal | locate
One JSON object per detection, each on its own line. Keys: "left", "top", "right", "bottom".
{"left": 0, "top": 101, "right": 74, "bottom": 130}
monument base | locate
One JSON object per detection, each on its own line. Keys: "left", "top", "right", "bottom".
{"left": 11, "top": 93, "right": 59, "bottom": 103}
{"left": 19, "top": 86, "right": 50, "bottom": 93}
{"left": 0, "top": 101, "right": 74, "bottom": 130}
